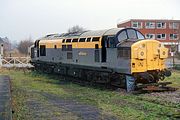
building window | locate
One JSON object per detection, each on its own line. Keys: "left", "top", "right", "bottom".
{"left": 169, "top": 23, "right": 179, "bottom": 29}
{"left": 156, "top": 34, "right": 166, "bottom": 40}
{"left": 145, "top": 34, "right": 155, "bottom": 39}
{"left": 145, "top": 22, "right": 155, "bottom": 28}
{"left": 156, "top": 22, "right": 166, "bottom": 29}
{"left": 132, "top": 22, "right": 142, "bottom": 29}
{"left": 170, "top": 34, "right": 178, "bottom": 40}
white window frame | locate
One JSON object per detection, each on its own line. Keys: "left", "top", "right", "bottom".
{"left": 156, "top": 22, "right": 166, "bottom": 29}
{"left": 145, "top": 22, "right": 155, "bottom": 29}
{"left": 156, "top": 34, "right": 166, "bottom": 40}
{"left": 169, "top": 23, "right": 179, "bottom": 29}
{"left": 169, "top": 34, "right": 178, "bottom": 40}
{"left": 131, "top": 22, "right": 142, "bottom": 29}
{"left": 145, "top": 33, "right": 155, "bottom": 39}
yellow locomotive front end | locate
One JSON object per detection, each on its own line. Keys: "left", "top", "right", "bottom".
{"left": 131, "top": 39, "right": 171, "bottom": 83}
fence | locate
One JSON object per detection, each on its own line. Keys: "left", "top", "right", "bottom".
{"left": 166, "top": 57, "right": 180, "bottom": 70}
{"left": 0, "top": 56, "right": 33, "bottom": 68}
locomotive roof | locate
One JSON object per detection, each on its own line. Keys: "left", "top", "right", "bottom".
{"left": 40, "top": 28, "right": 127, "bottom": 40}
{"left": 80, "top": 28, "right": 124, "bottom": 37}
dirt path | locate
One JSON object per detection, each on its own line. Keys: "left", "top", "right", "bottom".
{"left": 24, "top": 90, "right": 118, "bottom": 120}
{"left": 0, "top": 75, "right": 12, "bottom": 120}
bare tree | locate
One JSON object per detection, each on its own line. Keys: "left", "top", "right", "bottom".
{"left": 68, "top": 25, "right": 85, "bottom": 33}
{"left": 17, "top": 37, "right": 33, "bottom": 55}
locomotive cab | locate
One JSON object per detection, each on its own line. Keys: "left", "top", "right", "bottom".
{"left": 102, "top": 28, "right": 145, "bottom": 74}
{"left": 103, "top": 28, "right": 171, "bottom": 89}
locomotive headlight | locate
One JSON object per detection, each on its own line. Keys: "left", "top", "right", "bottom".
{"left": 142, "top": 44, "right": 145, "bottom": 48}
{"left": 163, "top": 51, "right": 166, "bottom": 55}
{"left": 160, "top": 48, "right": 168, "bottom": 58}
{"left": 137, "top": 49, "right": 146, "bottom": 60}
{"left": 140, "top": 51, "right": 144, "bottom": 56}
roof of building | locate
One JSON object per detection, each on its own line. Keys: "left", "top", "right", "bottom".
{"left": 118, "top": 19, "right": 180, "bottom": 25}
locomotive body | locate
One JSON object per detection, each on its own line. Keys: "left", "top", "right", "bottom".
{"left": 30, "top": 28, "right": 171, "bottom": 91}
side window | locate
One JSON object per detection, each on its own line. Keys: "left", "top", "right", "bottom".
{"left": 107, "top": 36, "right": 115, "bottom": 48}
{"left": 67, "top": 45, "right": 72, "bottom": 51}
{"left": 40, "top": 45, "right": 46, "bottom": 56}
{"left": 92, "top": 37, "right": 100, "bottom": 42}
{"left": 66, "top": 39, "right": 72, "bottom": 43}
{"left": 72, "top": 38, "right": 78, "bottom": 42}
{"left": 62, "top": 45, "right": 66, "bottom": 51}
{"left": 79, "top": 38, "right": 86, "bottom": 42}
{"left": 62, "top": 39, "right": 65, "bottom": 43}
{"left": 86, "top": 37, "right": 91, "bottom": 42}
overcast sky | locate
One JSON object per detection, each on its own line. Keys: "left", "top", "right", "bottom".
{"left": 0, "top": 0, "right": 180, "bottom": 42}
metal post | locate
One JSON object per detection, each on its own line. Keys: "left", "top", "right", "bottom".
{"left": 1, "top": 44, "right": 3, "bottom": 57}
{"left": 173, "top": 52, "right": 175, "bottom": 68}
{"left": 0, "top": 54, "right": 2, "bottom": 67}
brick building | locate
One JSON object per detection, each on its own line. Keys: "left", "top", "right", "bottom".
{"left": 117, "top": 19, "right": 180, "bottom": 53}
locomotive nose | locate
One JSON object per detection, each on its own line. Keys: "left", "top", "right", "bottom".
{"left": 131, "top": 40, "right": 168, "bottom": 73}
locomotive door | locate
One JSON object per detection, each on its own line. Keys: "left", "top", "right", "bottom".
{"left": 34, "top": 40, "right": 40, "bottom": 58}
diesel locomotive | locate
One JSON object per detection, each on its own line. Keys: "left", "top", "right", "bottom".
{"left": 30, "top": 28, "right": 171, "bottom": 91}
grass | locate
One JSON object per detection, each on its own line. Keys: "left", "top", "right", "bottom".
{"left": 164, "top": 70, "right": 180, "bottom": 87}
{"left": 0, "top": 69, "right": 179, "bottom": 120}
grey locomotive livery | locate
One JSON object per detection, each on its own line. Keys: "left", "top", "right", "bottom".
{"left": 30, "top": 28, "right": 170, "bottom": 91}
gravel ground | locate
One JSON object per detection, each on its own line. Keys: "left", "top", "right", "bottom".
{"left": 143, "top": 90, "right": 180, "bottom": 104}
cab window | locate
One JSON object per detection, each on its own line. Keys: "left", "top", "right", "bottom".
{"left": 137, "top": 31, "right": 145, "bottom": 39}
{"left": 127, "top": 29, "right": 137, "bottom": 39}
{"left": 117, "top": 30, "right": 127, "bottom": 41}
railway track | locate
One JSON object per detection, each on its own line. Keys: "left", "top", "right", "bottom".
{"left": 38, "top": 71, "right": 178, "bottom": 93}
{"left": 136, "top": 82, "right": 178, "bottom": 92}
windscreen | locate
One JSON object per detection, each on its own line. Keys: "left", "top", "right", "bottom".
{"left": 117, "top": 28, "right": 145, "bottom": 42}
